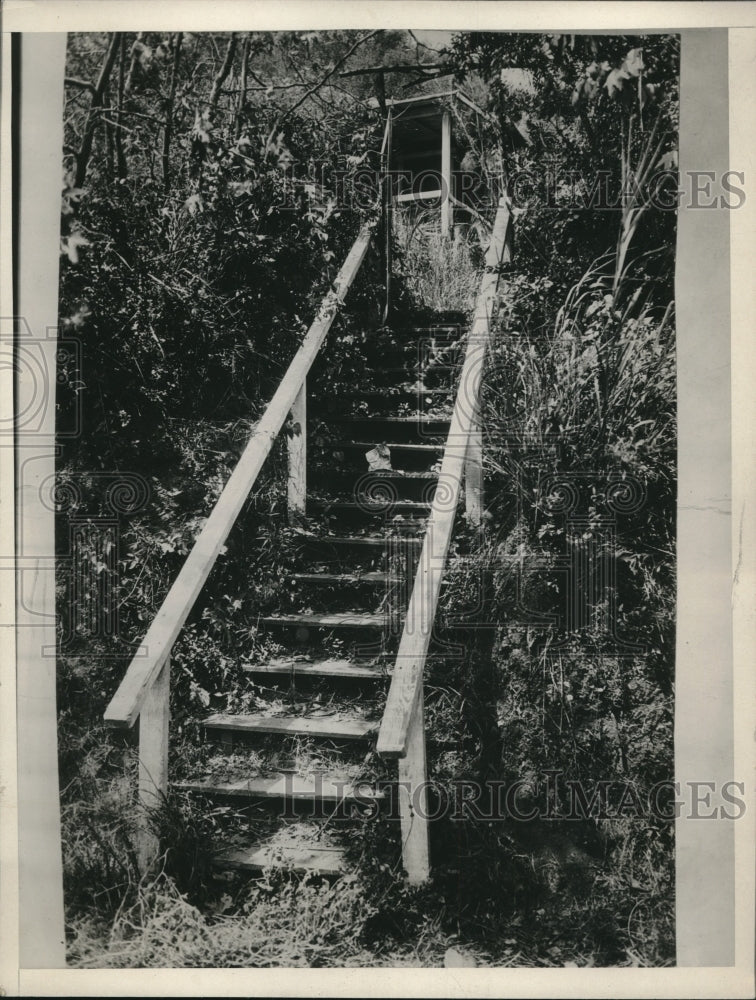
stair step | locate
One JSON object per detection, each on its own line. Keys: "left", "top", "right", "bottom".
{"left": 176, "top": 772, "right": 384, "bottom": 802}
{"left": 330, "top": 415, "right": 451, "bottom": 425}
{"left": 260, "top": 612, "right": 385, "bottom": 629}
{"left": 204, "top": 712, "right": 377, "bottom": 740}
{"left": 290, "top": 571, "right": 388, "bottom": 585}
{"left": 312, "top": 471, "right": 438, "bottom": 485}
{"left": 221, "top": 838, "right": 346, "bottom": 875}
{"left": 310, "top": 500, "right": 432, "bottom": 515}
{"left": 323, "top": 440, "right": 443, "bottom": 455}
{"left": 245, "top": 656, "right": 388, "bottom": 679}
{"left": 358, "top": 470, "right": 438, "bottom": 479}
{"left": 335, "top": 387, "right": 451, "bottom": 399}
{"left": 294, "top": 534, "right": 424, "bottom": 547}
{"left": 288, "top": 573, "right": 450, "bottom": 591}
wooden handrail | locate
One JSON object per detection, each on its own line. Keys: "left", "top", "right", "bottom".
{"left": 104, "top": 218, "right": 377, "bottom": 729}
{"left": 376, "top": 198, "right": 511, "bottom": 758}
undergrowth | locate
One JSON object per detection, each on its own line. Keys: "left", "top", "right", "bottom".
{"left": 58, "top": 29, "right": 677, "bottom": 971}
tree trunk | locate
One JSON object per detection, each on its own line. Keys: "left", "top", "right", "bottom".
{"left": 235, "top": 33, "right": 249, "bottom": 138}
{"left": 114, "top": 33, "right": 128, "bottom": 179}
{"left": 162, "top": 32, "right": 183, "bottom": 192}
{"left": 124, "top": 32, "right": 144, "bottom": 94}
{"left": 74, "top": 32, "right": 121, "bottom": 188}
{"left": 208, "top": 32, "right": 237, "bottom": 115}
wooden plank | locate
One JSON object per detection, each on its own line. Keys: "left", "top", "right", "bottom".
{"left": 337, "top": 387, "right": 450, "bottom": 398}
{"left": 176, "top": 773, "right": 384, "bottom": 801}
{"left": 354, "top": 471, "right": 439, "bottom": 480}
{"left": 245, "top": 657, "right": 388, "bottom": 679}
{"left": 328, "top": 440, "right": 442, "bottom": 452}
{"left": 396, "top": 189, "right": 444, "bottom": 204}
{"left": 104, "top": 219, "right": 376, "bottom": 728}
{"left": 137, "top": 656, "right": 170, "bottom": 872}
{"left": 441, "top": 109, "right": 452, "bottom": 238}
{"left": 290, "top": 571, "right": 388, "bottom": 585}
{"left": 330, "top": 416, "right": 450, "bottom": 426}
{"left": 382, "top": 108, "right": 393, "bottom": 324}
{"left": 381, "top": 90, "right": 456, "bottom": 108}
{"left": 376, "top": 199, "right": 511, "bottom": 758}
{"left": 307, "top": 500, "right": 432, "bottom": 514}
{"left": 398, "top": 690, "right": 430, "bottom": 884}
{"left": 296, "top": 534, "right": 424, "bottom": 547}
{"left": 221, "top": 842, "right": 346, "bottom": 875}
{"left": 287, "top": 379, "right": 307, "bottom": 524}
{"left": 464, "top": 416, "right": 483, "bottom": 526}
{"left": 261, "top": 612, "right": 385, "bottom": 628}
{"left": 203, "top": 712, "right": 377, "bottom": 740}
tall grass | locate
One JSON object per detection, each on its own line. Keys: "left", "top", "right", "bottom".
{"left": 68, "top": 872, "right": 383, "bottom": 968}
{"left": 490, "top": 255, "right": 676, "bottom": 472}
{"left": 395, "top": 212, "right": 481, "bottom": 314}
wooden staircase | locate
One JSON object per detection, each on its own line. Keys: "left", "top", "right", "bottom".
{"left": 103, "top": 197, "right": 513, "bottom": 885}
{"left": 175, "top": 322, "right": 459, "bottom": 877}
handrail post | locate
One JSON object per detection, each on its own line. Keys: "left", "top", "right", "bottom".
{"left": 464, "top": 401, "right": 483, "bottom": 526}
{"left": 287, "top": 379, "right": 307, "bottom": 524}
{"left": 137, "top": 654, "right": 170, "bottom": 872}
{"left": 441, "top": 108, "right": 452, "bottom": 239}
{"left": 398, "top": 688, "right": 430, "bottom": 883}
{"left": 381, "top": 109, "right": 393, "bottom": 324}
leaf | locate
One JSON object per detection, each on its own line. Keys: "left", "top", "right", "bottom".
{"left": 62, "top": 232, "right": 90, "bottom": 264}
{"left": 605, "top": 68, "right": 629, "bottom": 98}
{"left": 184, "top": 193, "right": 204, "bottom": 216}
{"left": 622, "top": 47, "right": 644, "bottom": 78}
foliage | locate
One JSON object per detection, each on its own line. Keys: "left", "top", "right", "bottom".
{"left": 58, "top": 28, "right": 677, "bottom": 970}
{"left": 449, "top": 32, "right": 679, "bottom": 296}
{"left": 67, "top": 871, "right": 382, "bottom": 968}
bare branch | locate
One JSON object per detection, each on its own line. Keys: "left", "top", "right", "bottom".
{"left": 114, "top": 34, "right": 128, "bottom": 179}
{"left": 65, "top": 77, "right": 96, "bottom": 94}
{"left": 74, "top": 32, "right": 122, "bottom": 188}
{"left": 124, "top": 32, "right": 144, "bottom": 94}
{"left": 162, "top": 32, "right": 183, "bottom": 192}
{"left": 235, "top": 32, "right": 249, "bottom": 138}
{"left": 266, "top": 30, "right": 379, "bottom": 152}
{"left": 339, "top": 61, "right": 447, "bottom": 79}
{"left": 208, "top": 32, "right": 237, "bottom": 113}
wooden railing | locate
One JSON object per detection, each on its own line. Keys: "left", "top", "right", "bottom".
{"left": 376, "top": 197, "right": 512, "bottom": 883}
{"left": 104, "top": 217, "right": 377, "bottom": 867}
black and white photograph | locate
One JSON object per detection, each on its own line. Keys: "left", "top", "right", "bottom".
{"left": 2, "top": 2, "right": 754, "bottom": 995}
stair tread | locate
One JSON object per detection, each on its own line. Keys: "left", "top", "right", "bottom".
{"left": 176, "top": 772, "right": 384, "bottom": 800}
{"left": 290, "top": 571, "right": 388, "bottom": 583}
{"left": 325, "top": 440, "right": 443, "bottom": 452}
{"left": 310, "top": 500, "right": 432, "bottom": 512}
{"left": 295, "top": 533, "right": 424, "bottom": 545}
{"left": 358, "top": 469, "right": 438, "bottom": 478}
{"left": 335, "top": 387, "right": 452, "bottom": 397}
{"left": 261, "top": 611, "right": 385, "bottom": 627}
{"left": 245, "top": 656, "right": 388, "bottom": 678}
{"left": 220, "top": 837, "right": 346, "bottom": 875}
{"left": 330, "top": 415, "right": 451, "bottom": 424}
{"left": 204, "top": 712, "right": 377, "bottom": 739}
